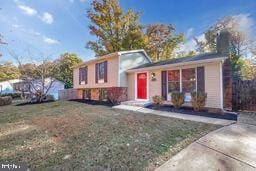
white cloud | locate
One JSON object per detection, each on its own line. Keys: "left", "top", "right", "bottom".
{"left": 12, "top": 24, "right": 22, "bottom": 28}
{"left": 18, "top": 5, "right": 37, "bottom": 16}
{"left": 185, "top": 28, "right": 194, "bottom": 39}
{"left": 17, "top": 3, "right": 54, "bottom": 24}
{"left": 176, "top": 34, "right": 206, "bottom": 54}
{"left": 231, "top": 14, "right": 255, "bottom": 39}
{"left": 29, "top": 29, "right": 41, "bottom": 36}
{"left": 41, "top": 12, "right": 54, "bottom": 24}
{"left": 43, "top": 37, "right": 59, "bottom": 44}
{"left": 69, "top": 0, "right": 75, "bottom": 3}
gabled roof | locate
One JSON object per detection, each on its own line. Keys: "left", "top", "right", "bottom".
{"left": 128, "top": 52, "right": 228, "bottom": 72}
{"left": 73, "top": 49, "right": 150, "bottom": 69}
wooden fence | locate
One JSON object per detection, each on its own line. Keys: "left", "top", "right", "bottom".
{"left": 59, "top": 89, "right": 79, "bottom": 101}
{"left": 233, "top": 79, "right": 256, "bottom": 111}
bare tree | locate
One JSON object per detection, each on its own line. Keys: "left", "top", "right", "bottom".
{"left": 10, "top": 51, "right": 58, "bottom": 103}
{"left": 0, "top": 34, "right": 7, "bottom": 58}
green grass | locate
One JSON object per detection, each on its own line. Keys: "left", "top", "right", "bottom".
{"left": 0, "top": 101, "right": 221, "bottom": 170}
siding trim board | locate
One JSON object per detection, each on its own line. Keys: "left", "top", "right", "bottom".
{"left": 104, "top": 61, "right": 108, "bottom": 83}
{"left": 95, "top": 63, "right": 98, "bottom": 83}
{"left": 196, "top": 66, "right": 205, "bottom": 92}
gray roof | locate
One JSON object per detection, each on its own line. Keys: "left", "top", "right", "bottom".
{"left": 130, "top": 52, "right": 226, "bottom": 70}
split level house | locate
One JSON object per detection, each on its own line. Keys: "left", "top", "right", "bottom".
{"left": 71, "top": 31, "right": 232, "bottom": 111}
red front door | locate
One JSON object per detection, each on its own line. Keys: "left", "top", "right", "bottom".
{"left": 137, "top": 72, "right": 147, "bottom": 99}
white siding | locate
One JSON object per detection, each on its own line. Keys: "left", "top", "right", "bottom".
{"left": 205, "top": 62, "right": 222, "bottom": 108}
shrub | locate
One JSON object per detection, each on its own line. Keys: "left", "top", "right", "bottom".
{"left": 107, "top": 87, "right": 127, "bottom": 105}
{"left": 171, "top": 91, "right": 184, "bottom": 108}
{"left": 152, "top": 95, "right": 163, "bottom": 105}
{"left": 191, "top": 91, "right": 207, "bottom": 111}
{"left": 1, "top": 93, "right": 21, "bottom": 99}
{"left": 0, "top": 96, "right": 12, "bottom": 106}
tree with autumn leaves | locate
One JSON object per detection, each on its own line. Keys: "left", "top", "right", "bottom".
{"left": 86, "top": 0, "right": 146, "bottom": 56}
{"left": 86, "top": 0, "right": 184, "bottom": 62}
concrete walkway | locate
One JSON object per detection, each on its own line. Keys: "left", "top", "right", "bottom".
{"left": 157, "top": 123, "right": 256, "bottom": 171}
{"left": 113, "top": 105, "right": 235, "bottom": 126}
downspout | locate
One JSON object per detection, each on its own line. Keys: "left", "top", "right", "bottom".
{"left": 220, "top": 60, "right": 224, "bottom": 110}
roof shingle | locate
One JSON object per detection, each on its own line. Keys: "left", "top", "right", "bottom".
{"left": 130, "top": 52, "right": 226, "bottom": 70}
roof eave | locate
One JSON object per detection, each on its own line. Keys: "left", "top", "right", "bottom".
{"left": 126, "top": 56, "right": 228, "bottom": 73}
{"left": 72, "top": 52, "right": 119, "bottom": 69}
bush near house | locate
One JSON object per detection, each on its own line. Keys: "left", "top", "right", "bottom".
{"left": 1, "top": 93, "right": 21, "bottom": 99}
{"left": 171, "top": 91, "right": 184, "bottom": 108}
{"left": 107, "top": 87, "right": 127, "bottom": 105}
{"left": 191, "top": 91, "right": 207, "bottom": 111}
{"left": 0, "top": 96, "right": 12, "bottom": 106}
{"left": 152, "top": 95, "right": 163, "bottom": 105}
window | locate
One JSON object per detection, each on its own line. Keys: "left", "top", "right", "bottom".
{"left": 182, "top": 68, "right": 196, "bottom": 93}
{"left": 168, "top": 70, "right": 180, "bottom": 93}
{"left": 99, "top": 88, "right": 108, "bottom": 101}
{"left": 83, "top": 89, "right": 91, "bottom": 100}
{"left": 96, "top": 61, "right": 107, "bottom": 83}
{"left": 98, "top": 62, "right": 105, "bottom": 81}
{"left": 79, "top": 67, "right": 87, "bottom": 85}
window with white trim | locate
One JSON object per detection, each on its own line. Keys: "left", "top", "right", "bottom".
{"left": 182, "top": 68, "right": 196, "bottom": 92}
{"left": 182, "top": 68, "right": 196, "bottom": 102}
{"left": 168, "top": 70, "right": 180, "bottom": 93}
{"left": 97, "top": 62, "right": 105, "bottom": 83}
{"left": 79, "top": 67, "right": 87, "bottom": 85}
{"left": 167, "top": 68, "right": 196, "bottom": 102}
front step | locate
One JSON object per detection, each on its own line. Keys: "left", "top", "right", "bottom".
{"left": 121, "top": 100, "right": 151, "bottom": 107}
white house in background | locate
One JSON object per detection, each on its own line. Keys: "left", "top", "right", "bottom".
{"left": 13, "top": 78, "right": 65, "bottom": 100}
{"left": 34, "top": 78, "right": 65, "bottom": 100}
{"left": 0, "top": 79, "right": 23, "bottom": 94}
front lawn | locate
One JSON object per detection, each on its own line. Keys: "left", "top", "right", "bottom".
{"left": 0, "top": 101, "right": 221, "bottom": 170}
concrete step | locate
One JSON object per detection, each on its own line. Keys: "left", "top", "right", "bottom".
{"left": 121, "top": 100, "right": 151, "bottom": 107}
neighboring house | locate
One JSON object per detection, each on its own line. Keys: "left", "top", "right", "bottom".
{"left": 72, "top": 31, "right": 232, "bottom": 111}
{"left": 13, "top": 78, "right": 65, "bottom": 100}
{"left": 0, "top": 79, "right": 23, "bottom": 94}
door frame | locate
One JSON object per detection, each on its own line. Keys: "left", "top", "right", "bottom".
{"left": 135, "top": 71, "right": 149, "bottom": 101}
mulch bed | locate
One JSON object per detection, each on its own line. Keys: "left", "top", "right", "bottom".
{"left": 70, "top": 99, "right": 114, "bottom": 107}
{"left": 146, "top": 104, "right": 237, "bottom": 121}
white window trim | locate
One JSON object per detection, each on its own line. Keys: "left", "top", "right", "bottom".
{"left": 135, "top": 71, "right": 149, "bottom": 101}
{"left": 79, "top": 67, "right": 87, "bottom": 85}
{"left": 96, "top": 61, "right": 106, "bottom": 84}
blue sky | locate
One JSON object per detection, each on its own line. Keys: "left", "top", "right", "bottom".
{"left": 0, "top": 0, "right": 255, "bottom": 63}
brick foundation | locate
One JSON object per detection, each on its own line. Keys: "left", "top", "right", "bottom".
{"left": 77, "top": 87, "right": 127, "bottom": 103}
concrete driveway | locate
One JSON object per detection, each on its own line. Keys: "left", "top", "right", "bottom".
{"left": 157, "top": 123, "right": 256, "bottom": 171}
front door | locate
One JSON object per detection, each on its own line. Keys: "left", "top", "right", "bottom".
{"left": 137, "top": 72, "right": 147, "bottom": 100}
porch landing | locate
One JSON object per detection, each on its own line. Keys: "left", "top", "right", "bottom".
{"left": 121, "top": 100, "right": 151, "bottom": 107}
{"left": 113, "top": 104, "right": 235, "bottom": 126}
